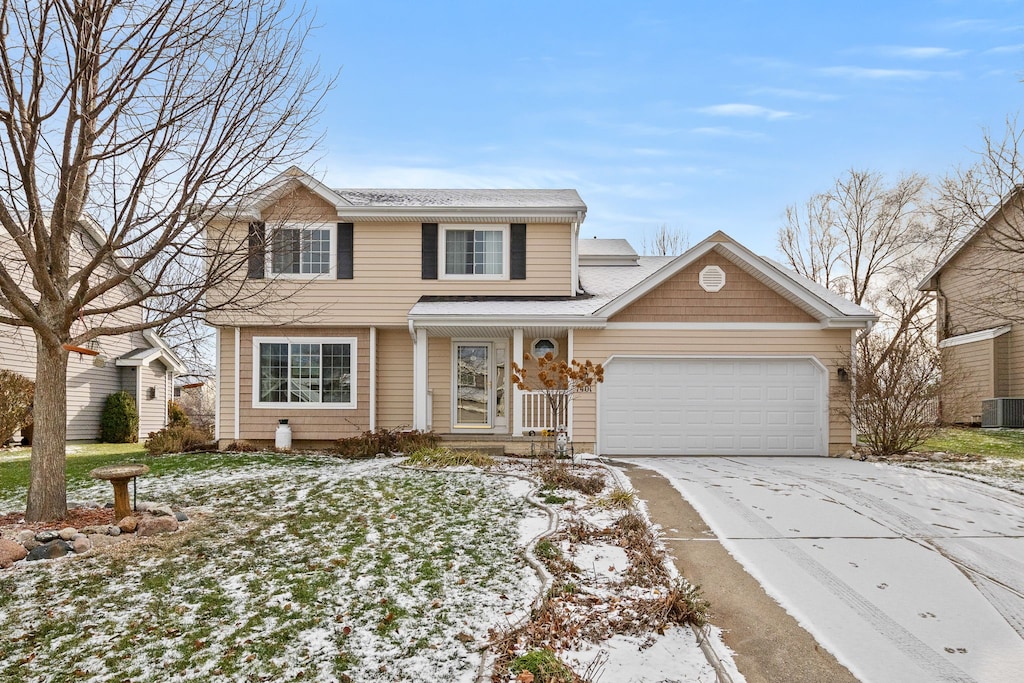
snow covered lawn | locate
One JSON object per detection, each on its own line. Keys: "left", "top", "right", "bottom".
{"left": 0, "top": 453, "right": 538, "bottom": 682}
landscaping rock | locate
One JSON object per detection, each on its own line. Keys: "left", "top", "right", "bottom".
{"left": 149, "top": 504, "right": 175, "bottom": 518}
{"left": 59, "top": 527, "right": 78, "bottom": 541}
{"left": 15, "top": 530, "right": 35, "bottom": 544}
{"left": 34, "top": 530, "right": 59, "bottom": 543}
{"left": 87, "top": 534, "right": 123, "bottom": 549}
{"left": 930, "top": 453, "right": 945, "bottom": 462}
{"left": 136, "top": 515, "right": 179, "bottom": 537}
{"left": 72, "top": 536, "right": 92, "bottom": 554}
{"left": 174, "top": 511, "right": 189, "bottom": 522}
{"left": 80, "top": 525, "right": 108, "bottom": 535}
{"left": 107, "top": 525, "right": 121, "bottom": 536}
{"left": 135, "top": 501, "right": 156, "bottom": 512}
{"left": 27, "top": 540, "right": 72, "bottom": 561}
{"left": 0, "top": 538, "right": 28, "bottom": 568}
{"left": 118, "top": 516, "right": 138, "bottom": 533}
{"left": 22, "top": 539, "right": 40, "bottom": 552}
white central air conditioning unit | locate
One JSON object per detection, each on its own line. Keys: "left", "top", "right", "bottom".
{"left": 981, "top": 398, "right": 1024, "bottom": 428}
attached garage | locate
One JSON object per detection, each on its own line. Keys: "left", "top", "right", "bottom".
{"left": 598, "top": 357, "right": 827, "bottom": 456}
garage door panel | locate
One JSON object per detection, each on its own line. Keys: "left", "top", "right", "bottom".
{"left": 599, "top": 358, "right": 824, "bottom": 456}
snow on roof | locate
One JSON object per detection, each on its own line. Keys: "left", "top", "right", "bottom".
{"left": 578, "top": 238, "right": 637, "bottom": 257}
{"left": 335, "top": 188, "right": 586, "bottom": 210}
{"left": 408, "top": 257, "right": 671, "bottom": 318}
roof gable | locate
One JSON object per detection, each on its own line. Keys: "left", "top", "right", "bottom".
{"left": 610, "top": 250, "right": 817, "bottom": 323}
{"left": 597, "top": 231, "right": 875, "bottom": 327}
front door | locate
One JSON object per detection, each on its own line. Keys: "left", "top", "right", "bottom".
{"left": 454, "top": 342, "right": 492, "bottom": 429}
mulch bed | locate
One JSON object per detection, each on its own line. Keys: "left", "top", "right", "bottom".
{"left": 0, "top": 507, "right": 115, "bottom": 535}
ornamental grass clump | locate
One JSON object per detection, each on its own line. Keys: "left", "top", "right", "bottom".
{"left": 404, "top": 446, "right": 495, "bottom": 468}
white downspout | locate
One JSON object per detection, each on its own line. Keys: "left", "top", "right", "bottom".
{"left": 369, "top": 326, "right": 377, "bottom": 431}
{"left": 571, "top": 211, "right": 583, "bottom": 295}
{"left": 214, "top": 327, "right": 221, "bottom": 442}
{"left": 234, "top": 327, "right": 240, "bottom": 441}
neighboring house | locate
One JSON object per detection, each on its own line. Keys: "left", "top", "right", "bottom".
{"left": 918, "top": 190, "right": 1024, "bottom": 425}
{"left": 207, "top": 167, "right": 875, "bottom": 456}
{"left": 0, "top": 220, "right": 187, "bottom": 442}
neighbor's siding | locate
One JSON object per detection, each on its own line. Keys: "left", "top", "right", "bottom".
{"left": 612, "top": 251, "right": 816, "bottom": 323}
{"left": 376, "top": 328, "right": 414, "bottom": 429}
{"left": 571, "top": 327, "right": 854, "bottom": 455}
{"left": 941, "top": 339, "right": 996, "bottom": 424}
{"left": 136, "top": 359, "right": 169, "bottom": 438}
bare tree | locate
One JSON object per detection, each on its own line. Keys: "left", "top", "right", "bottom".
{"left": 0, "top": 0, "right": 328, "bottom": 521}
{"left": 641, "top": 224, "right": 689, "bottom": 256}
{"left": 777, "top": 169, "right": 967, "bottom": 453}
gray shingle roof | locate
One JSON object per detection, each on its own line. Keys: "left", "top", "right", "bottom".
{"left": 336, "top": 189, "right": 586, "bottom": 210}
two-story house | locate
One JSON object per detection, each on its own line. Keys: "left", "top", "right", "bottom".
{"left": 0, "top": 218, "right": 187, "bottom": 442}
{"left": 207, "top": 167, "right": 875, "bottom": 456}
{"left": 918, "top": 189, "right": 1024, "bottom": 425}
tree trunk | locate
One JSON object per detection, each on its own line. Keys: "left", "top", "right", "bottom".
{"left": 25, "top": 336, "right": 69, "bottom": 522}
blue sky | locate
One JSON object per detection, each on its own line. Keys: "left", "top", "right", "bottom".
{"left": 303, "top": 1, "right": 1024, "bottom": 255}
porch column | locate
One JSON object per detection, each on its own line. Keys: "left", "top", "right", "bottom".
{"left": 512, "top": 328, "right": 524, "bottom": 436}
{"left": 413, "top": 328, "right": 429, "bottom": 431}
{"left": 567, "top": 328, "right": 574, "bottom": 438}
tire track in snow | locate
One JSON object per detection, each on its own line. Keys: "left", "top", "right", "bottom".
{"left": 777, "top": 464, "right": 1024, "bottom": 639}
{"left": 698, "top": 459, "right": 978, "bottom": 683}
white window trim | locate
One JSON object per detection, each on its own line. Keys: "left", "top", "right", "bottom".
{"left": 531, "top": 338, "right": 559, "bottom": 357}
{"left": 252, "top": 336, "right": 357, "bottom": 409}
{"left": 265, "top": 222, "right": 336, "bottom": 279}
{"left": 438, "top": 224, "right": 510, "bottom": 281}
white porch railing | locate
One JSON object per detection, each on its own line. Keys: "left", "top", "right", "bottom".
{"left": 521, "top": 391, "right": 567, "bottom": 434}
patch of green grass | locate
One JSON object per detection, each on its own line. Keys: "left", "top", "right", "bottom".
{"left": 918, "top": 427, "right": 1024, "bottom": 460}
{"left": 0, "top": 455, "right": 533, "bottom": 682}
{"left": 542, "top": 493, "right": 569, "bottom": 505}
{"left": 510, "top": 648, "right": 575, "bottom": 682}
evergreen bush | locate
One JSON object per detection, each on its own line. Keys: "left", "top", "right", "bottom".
{"left": 0, "top": 369, "right": 34, "bottom": 445}
{"left": 100, "top": 391, "right": 139, "bottom": 443}
{"left": 167, "top": 400, "right": 190, "bottom": 428}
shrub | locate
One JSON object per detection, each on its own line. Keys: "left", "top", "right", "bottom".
{"left": 537, "top": 461, "right": 605, "bottom": 495}
{"left": 224, "top": 439, "right": 259, "bottom": 452}
{"left": 167, "top": 400, "right": 190, "bottom": 428}
{"left": 100, "top": 391, "right": 139, "bottom": 443}
{"left": 333, "top": 427, "right": 440, "bottom": 458}
{"left": 404, "top": 446, "right": 494, "bottom": 468}
{"left": 0, "top": 369, "right": 34, "bottom": 445}
{"left": 145, "top": 425, "right": 213, "bottom": 456}
{"left": 509, "top": 649, "right": 575, "bottom": 683}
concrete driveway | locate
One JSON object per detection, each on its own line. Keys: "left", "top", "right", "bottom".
{"left": 619, "top": 456, "right": 1024, "bottom": 683}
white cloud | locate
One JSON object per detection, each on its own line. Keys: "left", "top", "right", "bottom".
{"left": 987, "top": 44, "right": 1024, "bottom": 54}
{"left": 818, "top": 66, "right": 959, "bottom": 80}
{"left": 696, "top": 104, "right": 794, "bottom": 120}
{"left": 851, "top": 46, "right": 968, "bottom": 59}
{"left": 690, "top": 127, "right": 768, "bottom": 140}
{"left": 750, "top": 87, "right": 840, "bottom": 102}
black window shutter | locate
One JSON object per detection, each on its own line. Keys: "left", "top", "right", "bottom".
{"left": 247, "top": 221, "right": 265, "bottom": 279}
{"left": 510, "top": 223, "right": 527, "bottom": 280}
{"left": 337, "top": 223, "right": 354, "bottom": 279}
{"left": 422, "top": 223, "right": 438, "bottom": 279}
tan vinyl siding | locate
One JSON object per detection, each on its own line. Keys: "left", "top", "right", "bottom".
{"left": 237, "top": 326, "right": 370, "bottom": 442}
{"left": 217, "top": 328, "right": 237, "bottom": 440}
{"left": 571, "top": 327, "right": 853, "bottom": 454}
{"left": 65, "top": 331, "right": 139, "bottom": 441}
{"left": 942, "top": 340, "right": 996, "bottom": 424}
{"left": 612, "top": 252, "right": 816, "bottom": 323}
{"left": 206, "top": 217, "right": 574, "bottom": 327}
{"left": 427, "top": 336, "right": 452, "bottom": 431}
{"left": 376, "top": 328, "right": 414, "bottom": 428}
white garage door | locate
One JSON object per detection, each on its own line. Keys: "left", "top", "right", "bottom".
{"left": 599, "top": 357, "right": 826, "bottom": 456}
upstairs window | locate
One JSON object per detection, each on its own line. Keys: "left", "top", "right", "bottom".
{"left": 254, "top": 337, "right": 355, "bottom": 408}
{"left": 270, "top": 226, "right": 332, "bottom": 276}
{"left": 440, "top": 226, "right": 508, "bottom": 279}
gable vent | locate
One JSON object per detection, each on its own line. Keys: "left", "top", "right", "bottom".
{"left": 699, "top": 265, "right": 726, "bottom": 292}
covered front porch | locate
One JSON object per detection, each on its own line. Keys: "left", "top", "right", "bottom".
{"left": 406, "top": 318, "right": 597, "bottom": 446}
